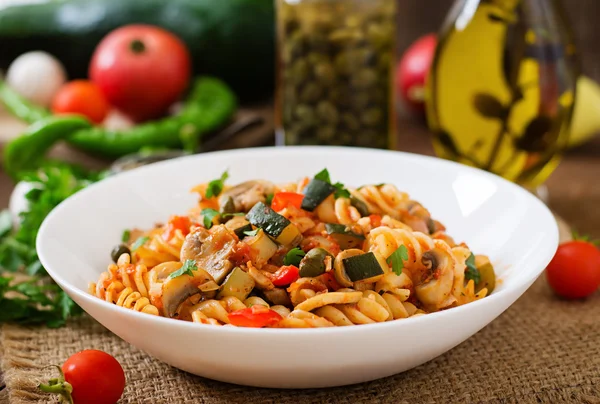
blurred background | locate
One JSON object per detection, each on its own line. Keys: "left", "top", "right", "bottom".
{"left": 0, "top": 0, "right": 599, "bottom": 235}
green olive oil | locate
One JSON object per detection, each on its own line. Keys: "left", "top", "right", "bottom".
{"left": 427, "top": 0, "right": 579, "bottom": 188}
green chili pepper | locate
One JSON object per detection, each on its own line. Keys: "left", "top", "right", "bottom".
{"left": 0, "top": 79, "right": 51, "bottom": 124}
{"left": 0, "top": 76, "right": 237, "bottom": 160}
{"left": 67, "top": 77, "right": 237, "bottom": 158}
{"left": 3, "top": 115, "right": 92, "bottom": 179}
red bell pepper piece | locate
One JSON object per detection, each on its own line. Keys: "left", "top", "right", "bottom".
{"left": 228, "top": 305, "right": 283, "bottom": 328}
{"left": 271, "top": 265, "right": 300, "bottom": 287}
{"left": 271, "top": 192, "right": 304, "bottom": 211}
{"left": 163, "top": 215, "right": 191, "bottom": 240}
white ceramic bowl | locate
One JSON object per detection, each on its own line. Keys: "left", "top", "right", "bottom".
{"left": 37, "top": 147, "right": 558, "bottom": 388}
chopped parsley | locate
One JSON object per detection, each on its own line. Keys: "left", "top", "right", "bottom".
{"left": 167, "top": 259, "right": 197, "bottom": 280}
{"left": 284, "top": 247, "right": 306, "bottom": 266}
{"left": 333, "top": 182, "right": 351, "bottom": 199}
{"left": 131, "top": 236, "right": 150, "bottom": 252}
{"left": 465, "top": 253, "right": 481, "bottom": 284}
{"left": 265, "top": 193, "right": 274, "bottom": 206}
{"left": 201, "top": 208, "right": 220, "bottom": 229}
{"left": 314, "top": 168, "right": 331, "bottom": 183}
{"left": 121, "top": 229, "right": 131, "bottom": 243}
{"left": 387, "top": 245, "right": 409, "bottom": 275}
{"left": 205, "top": 170, "right": 229, "bottom": 199}
{"left": 314, "top": 169, "right": 350, "bottom": 199}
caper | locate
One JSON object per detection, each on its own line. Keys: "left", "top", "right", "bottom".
{"left": 378, "top": 51, "right": 392, "bottom": 71}
{"left": 290, "top": 59, "right": 309, "bottom": 84}
{"left": 299, "top": 83, "right": 323, "bottom": 103}
{"left": 314, "top": 62, "right": 336, "bottom": 86}
{"left": 307, "top": 52, "right": 328, "bottom": 65}
{"left": 111, "top": 244, "right": 131, "bottom": 263}
{"left": 328, "top": 28, "right": 363, "bottom": 46}
{"left": 317, "top": 125, "right": 336, "bottom": 141}
{"left": 361, "top": 108, "right": 383, "bottom": 126}
{"left": 316, "top": 100, "right": 339, "bottom": 124}
{"left": 351, "top": 68, "right": 378, "bottom": 89}
{"left": 350, "top": 93, "right": 370, "bottom": 110}
{"left": 341, "top": 113, "right": 360, "bottom": 131}
{"left": 294, "top": 104, "right": 317, "bottom": 126}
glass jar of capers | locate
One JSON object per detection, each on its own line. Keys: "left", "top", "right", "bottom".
{"left": 275, "top": 0, "right": 396, "bottom": 148}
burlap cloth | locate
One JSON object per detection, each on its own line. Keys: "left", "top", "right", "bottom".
{"left": 1, "top": 220, "right": 599, "bottom": 404}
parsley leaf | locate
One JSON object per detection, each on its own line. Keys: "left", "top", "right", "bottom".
{"left": 167, "top": 260, "right": 197, "bottom": 280}
{"left": 387, "top": 245, "right": 409, "bottom": 275}
{"left": 265, "top": 193, "right": 274, "bottom": 206}
{"left": 333, "top": 182, "right": 351, "bottom": 199}
{"left": 121, "top": 229, "right": 131, "bottom": 243}
{"left": 314, "top": 168, "right": 331, "bottom": 183}
{"left": 244, "top": 228, "right": 260, "bottom": 237}
{"left": 205, "top": 170, "right": 229, "bottom": 199}
{"left": 465, "top": 253, "right": 481, "bottom": 284}
{"left": 284, "top": 247, "right": 306, "bottom": 266}
{"left": 201, "top": 208, "right": 220, "bottom": 229}
{"left": 131, "top": 236, "right": 149, "bottom": 251}
{"left": 0, "top": 164, "right": 97, "bottom": 328}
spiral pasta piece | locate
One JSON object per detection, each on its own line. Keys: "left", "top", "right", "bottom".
{"left": 366, "top": 227, "right": 435, "bottom": 271}
{"left": 88, "top": 254, "right": 159, "bottom": 315}
{"left": 355, "top": 184, "right": 409, "bottom": 217}
{"left": 134, "top": 227, "right": 186, "bottom": 269}
{"left": 334, "top": 197, "right": 362, "bottom": 225}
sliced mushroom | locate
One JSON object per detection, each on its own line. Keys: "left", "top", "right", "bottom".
{"left": 218, "top": 180, "right": 275, "bottom": 212}
{"left": 181, "top": 225, "right": 237, "bottom": 284}
{"left": 415, "top": 248, "right": 455, "bottom": 308}
{"left": 148, "top": 262, "right": 213, "bottom": 318}
{"left": 263, "top": 288, "right": 292, "bottom": 307}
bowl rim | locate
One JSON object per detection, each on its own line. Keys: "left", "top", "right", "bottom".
{"left": 37, "top": 146, "right": 559, "bottom": 336}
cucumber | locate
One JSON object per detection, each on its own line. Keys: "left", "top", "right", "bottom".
{"left": 247, "top": 202, "right": 301, "bottom": 245}
{"left": 342, "top": 252, "right": 385, "bottom": 282}
{"left": 0, "top": 0, "right": 274, "bottom": 101}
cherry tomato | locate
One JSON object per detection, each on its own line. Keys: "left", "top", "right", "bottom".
{"left": 228, "top": 305, "right": 282, "bottom": 328}
{"left": 546, "top": 240, "right": 600, "bottom": 299}
{"left": 396, "top": 33, "right": 437, "bottom": 113}
{"left": 163, "top": 215, "right": 191, "bottom": 240}
{"left": 271, "top": 192, "right": 304, "bottom": 211}
{"left": 62, "top": 350, "right": 125, "bottom": 404}
{"left": 271, "top": 265, "right": 300, "bottom": 287}
{"left": 51, "top": 80, "right": 109, "bottom": 124}
{"left": 90, "top": 24, "right": 192, "bottom": 122}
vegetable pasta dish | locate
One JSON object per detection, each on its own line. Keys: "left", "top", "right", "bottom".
{"left": 89, "top": 169, "right": 496, "bottom": 328}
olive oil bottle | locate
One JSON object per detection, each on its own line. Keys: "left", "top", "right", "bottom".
{"left": 427, "top": 0, "right": 579, "bottom": 188}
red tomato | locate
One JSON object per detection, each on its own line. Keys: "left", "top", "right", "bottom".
{"left": 271, "top": 265, "right": 300, "bottom": 286}
{"left": 62, "top": 350, "right": 125, "bottom": 404}
{"left": 228, "top": 305, "right": 282, "bottom": 328}
{"left": 51, "top": 80, "right": 109, "bottom": 124}
{"left": 163, "top": 215, "right": 191, "bottom": 240}
{"left": 396, "top": 33, "right": 437, "bottom": 113}
{"left": 546, "top": 240, "right": 600, "bottom": 299}
{"left": 271, "top": 192, "right": 304, "bottom": 211}
{"left": 90, "top": 24, "right": 192, "bottom": 122}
